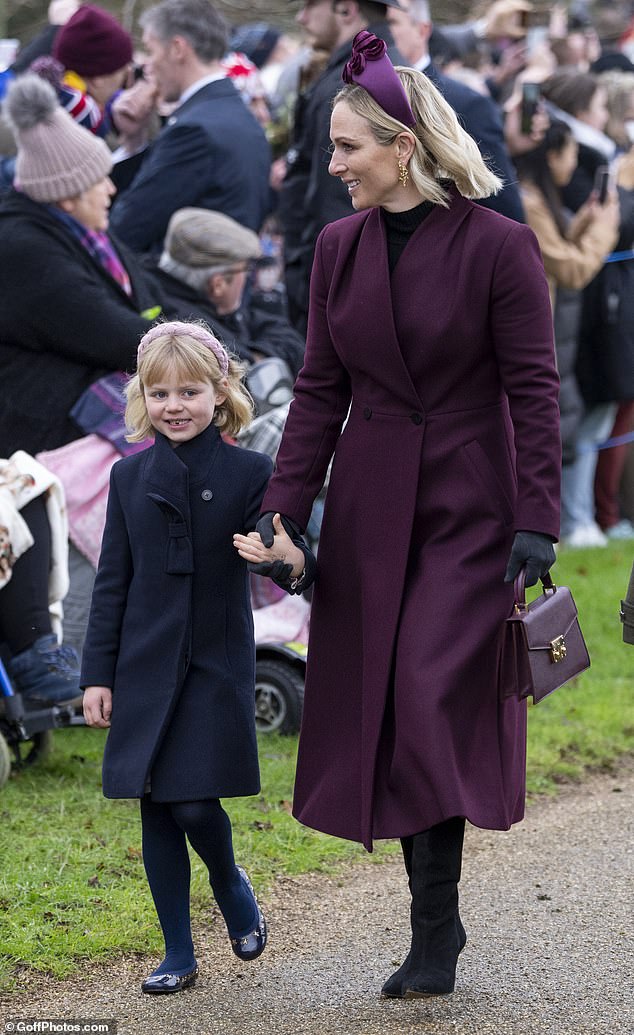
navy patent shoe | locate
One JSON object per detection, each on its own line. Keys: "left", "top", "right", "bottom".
{"left": 229, "top": 867, "right": 267, "bottom": 962}
{"left": 141, "top": 965, "right": 198, "bottom": 994}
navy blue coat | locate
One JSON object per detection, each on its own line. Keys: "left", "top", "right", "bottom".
{"left": 109, "top": 79, "right": 272, "bottom": 253}
{"left": 80, "top": 423, "right": 273, "bottom": 800}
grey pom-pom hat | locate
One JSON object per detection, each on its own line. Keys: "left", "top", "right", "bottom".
{"left": 4, "top": 74, "right": 112, "bottom": 203}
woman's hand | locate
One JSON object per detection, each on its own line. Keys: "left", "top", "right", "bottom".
{"left": 233, "top": 513, "right": 305, "bottom": 579}
{"left": 83, "top": 686, "right": 113, "bottom": 728}
{"left": 567, "top": 189, "right": 620, "bottom": 243}
{"left": 504, "top": 531, "right": 556, "bottom": 586}
{"left": 504, "top": 89, "right": 550, "bottom": 157}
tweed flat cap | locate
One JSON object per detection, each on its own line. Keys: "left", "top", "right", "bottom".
{"left": 165, "top": 208, "right": 263, "bottom": 268}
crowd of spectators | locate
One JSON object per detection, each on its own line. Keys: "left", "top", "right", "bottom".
{"left": 1, "top": 0, "right": 634, "bottom": 702}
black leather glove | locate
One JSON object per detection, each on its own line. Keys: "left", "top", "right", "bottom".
{"left": 504, "top": 531, "right": 556, "bottom": 588}
{"left": 247, "top": 557, "right": 293, "bottom": 582}
{"left": 250, "top": 512, "right": 305, "bottom": 586}
{"left": 254, "top": 511, "right": 303, "bottom": 548}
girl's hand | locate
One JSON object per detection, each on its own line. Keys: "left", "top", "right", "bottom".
{"left": 233, "top": 513, "right": 305, "bottom": 579}
{"left": 83, "top": 686, "right": 113, "bottom": 728}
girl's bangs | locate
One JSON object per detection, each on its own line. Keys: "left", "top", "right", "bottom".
{"left": 139, "top": 336, "right": 216, "bottom": 386}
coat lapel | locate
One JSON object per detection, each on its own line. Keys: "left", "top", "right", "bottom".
{"left": 328, "top": 208, "right": 423, "bottom": 409}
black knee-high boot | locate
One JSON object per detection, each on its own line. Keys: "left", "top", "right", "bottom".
{"left": 382, "top": 818, "right": 466, "bottom": 999}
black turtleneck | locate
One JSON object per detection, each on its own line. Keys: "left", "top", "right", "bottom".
{"left": 382, "top": 199, "right": 435, "bottom": 274}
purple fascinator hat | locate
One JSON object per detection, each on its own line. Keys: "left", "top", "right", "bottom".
{"left": 342, "top": 30, "right": 416, "bottom": 128}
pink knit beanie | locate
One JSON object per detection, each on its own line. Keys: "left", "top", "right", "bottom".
{"left": 53, "top": 4, "right": 133, "bottom": 77}
{"left": 5, "top": 74, "right": 112, "bottom": 202}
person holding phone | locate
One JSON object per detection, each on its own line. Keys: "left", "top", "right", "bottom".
{"left": 576, "top": 72, "right": 634, "bottom": 540}
{"left": 515, "top": 115, "right": 619, "bottom": 547}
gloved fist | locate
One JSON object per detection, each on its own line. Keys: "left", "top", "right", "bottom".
{"left": 504, "top": 530, "right": 556, "bottom": 587}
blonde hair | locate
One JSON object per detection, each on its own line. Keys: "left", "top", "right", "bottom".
{"left": 125, "top": 325, "right": 253, "bottom": 441}
{"left": 599, "top": 70, "right": 634, "bottom": 149}
{"left": 333, "top": 67, "right": 503, "bottom": 206}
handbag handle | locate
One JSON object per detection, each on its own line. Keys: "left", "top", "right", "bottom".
{"left": 513, "top": 568, "right": 556, "bottom": 612}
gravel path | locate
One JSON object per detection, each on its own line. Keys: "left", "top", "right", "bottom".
{"left": 2, "top": 764, "right": 633, "bottom": 1035}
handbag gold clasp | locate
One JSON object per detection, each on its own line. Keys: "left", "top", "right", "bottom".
{"left": 549, "top": 635, "right": 567, "bottom": 663}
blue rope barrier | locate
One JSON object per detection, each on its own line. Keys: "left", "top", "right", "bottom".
{"left": 578, "top": 430, "right": 634, "bottom": 453}
{"left": 604, "top": 249, "right": 634, "bottom": 263}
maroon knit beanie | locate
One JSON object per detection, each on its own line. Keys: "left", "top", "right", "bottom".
{"left": 53, "top": 4, "right": 133, "bottom": 77}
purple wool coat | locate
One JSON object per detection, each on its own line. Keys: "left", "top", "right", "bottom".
{"left": 262, "top": 187, "right": 561, "bottom": 851}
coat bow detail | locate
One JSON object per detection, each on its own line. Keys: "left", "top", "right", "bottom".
{"left": 147, "top": 493, "right": 194, "bottom": 574}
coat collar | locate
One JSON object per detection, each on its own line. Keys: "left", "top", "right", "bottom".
{"left": 144, "top": 422, "right": 222, "bottom": 500}
{"left": 167, "top": 78, "right": 239, "bottom": 123}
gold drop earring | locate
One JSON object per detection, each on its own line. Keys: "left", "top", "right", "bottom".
{"left": 398, "top": 160, "right": 409, "bottom": 188}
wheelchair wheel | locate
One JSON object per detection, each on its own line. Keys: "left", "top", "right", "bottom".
{"left": 255, "top": 658, "right": 304, "bottom": 735}
{"left": 0, "top": 733, "right": 11, "bottom": 789}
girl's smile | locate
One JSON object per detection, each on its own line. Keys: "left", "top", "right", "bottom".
{"left": 144, "top": 375, "right": 226, "bottom": 446}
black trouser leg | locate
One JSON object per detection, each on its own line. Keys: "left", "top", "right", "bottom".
{"left": 0, "top": 496, "right": 52, "bottom": 653}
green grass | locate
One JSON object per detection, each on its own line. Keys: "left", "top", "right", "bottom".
{"left": 525, "top": 542, "right": 634, "bottom": 793}
{"left": 0, "top": 542, "right": 632, "bottom": 988}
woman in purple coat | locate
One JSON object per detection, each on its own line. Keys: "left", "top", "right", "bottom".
{"left": 257, "top": 32, "right": 561, "bottom": 999}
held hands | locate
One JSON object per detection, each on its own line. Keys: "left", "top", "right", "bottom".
{"left": 233, "top": 513, "right": 305, "bottom": 582}
{"left": 504, "top": 531, "right": 556, "bottom": 587}
{"left": 83, "top": 686, "right": 113, "bottom": 728}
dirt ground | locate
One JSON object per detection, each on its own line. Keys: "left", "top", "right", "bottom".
{"left": 2, "top": 762, "right": 633, "bottom": 1035}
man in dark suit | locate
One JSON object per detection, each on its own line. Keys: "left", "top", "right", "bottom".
{"left": 386, "top": 0, "right": 524, "bottom": 222}
{"left": 280, "top": 0, "right": 404, "bottom": 333}
{"left": 109, "top": 0, "right": 271, "bottom": 254}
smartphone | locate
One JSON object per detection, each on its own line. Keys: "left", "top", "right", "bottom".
{"left": 520, "top": 82, "right": 540, "bottom": 136}
{"left": 594, "top": 165, "right": 610, "bottom": 204}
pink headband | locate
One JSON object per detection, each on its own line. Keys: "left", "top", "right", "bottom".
{"left": 137, "top": 321, "right": 229, "bottom": 376}
{"left": 342, "top": 31, "right": 416, "bottom": 129}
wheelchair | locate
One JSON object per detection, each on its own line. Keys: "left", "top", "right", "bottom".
{"left": 0, "top": 653, "right": 84, "bottom": 788}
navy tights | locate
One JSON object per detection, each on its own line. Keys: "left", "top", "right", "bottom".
{"left": 140, "top": 796, "right": 258, "bottom": 976}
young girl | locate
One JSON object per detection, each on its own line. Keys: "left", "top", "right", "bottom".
{"left": 81, "top": 321, "right": 311, "bottom": 995}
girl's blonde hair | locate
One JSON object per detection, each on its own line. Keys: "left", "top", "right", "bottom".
{"left": 333, "top": 66, "right": 503, "bottom": 206}
{"left": 125, "top": 323, "right": 253, "bottom": 441}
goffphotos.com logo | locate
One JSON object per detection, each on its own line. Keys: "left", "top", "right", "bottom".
{"left": 5, "top": 1023, "right": 115, "bottom": 1034}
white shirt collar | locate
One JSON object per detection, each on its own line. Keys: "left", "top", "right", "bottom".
{"left": 177, "top": 71, "right": 226, "bottom": 108}
{"left": 414, "top": 54, "right": 431, "bottom": 72}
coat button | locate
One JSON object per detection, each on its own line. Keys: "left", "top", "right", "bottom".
{"left": 363, "top": 407, "right": 372, "bottom": 420}
{"left": 410, "top": 412, "right": 423, "bottom": 425}
{"left": 201, "top": 489, "right": 213, "bottom": 501}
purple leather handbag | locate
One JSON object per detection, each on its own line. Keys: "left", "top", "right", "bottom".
{"left": 503, "top": 569, "right": 591, "bottom": 704}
